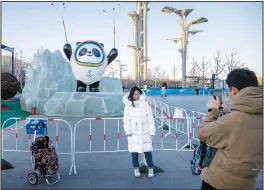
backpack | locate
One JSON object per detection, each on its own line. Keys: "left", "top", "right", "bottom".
{"left": 202, "top": 146, "right": 217, "bottom": 168}
{"left": 190, "top": 142, "right": 207, "bottom": 175}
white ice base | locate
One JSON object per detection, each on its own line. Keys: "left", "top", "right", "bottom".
{"left": 21, "top": 92, "right": 125, "bottom": 117}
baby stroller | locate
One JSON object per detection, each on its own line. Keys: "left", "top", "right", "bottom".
{"left": 27, "top": 121, "right": 60, "bottom": 185}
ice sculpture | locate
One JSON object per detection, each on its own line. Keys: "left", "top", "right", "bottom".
{"left": 43, "top": 92, "right": 124, "bottom": 117}
{"left": 99, "top": 77, "right": 123, "bottom": 92}
{"left": 20, "top": 49, "right": 125, "bottom": 117}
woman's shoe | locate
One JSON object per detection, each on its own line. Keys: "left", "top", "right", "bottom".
{"left": 134, "top": 168, "right": 141, "bottom": 177}
{"left": 148, "top": 168, "right": 154, "bottom": 177}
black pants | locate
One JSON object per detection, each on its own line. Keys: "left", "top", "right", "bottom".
{"left": 201, "top": 181, "right": 216, "bottom": 190}
{"left": 132, "top": 152, "right": 154, "bottom": 168}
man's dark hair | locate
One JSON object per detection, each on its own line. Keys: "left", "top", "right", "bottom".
{"left": 226, "top": 68, "right": 258, "bottom": 91}
{"left": 128, "top": 86, "right": 143, "bottom": 107}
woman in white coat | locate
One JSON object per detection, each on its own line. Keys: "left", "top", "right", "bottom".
{"left": 123, "top": 86, "right": 156, "bottom": 178}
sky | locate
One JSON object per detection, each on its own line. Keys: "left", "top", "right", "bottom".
{"left": 2, "top": 2, "right": 263, "bottom": 79}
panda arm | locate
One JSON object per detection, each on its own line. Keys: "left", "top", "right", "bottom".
{"left": 107, "top": 48, "right": 118, "bottom": 65}
{"left": 63, "top": 43, "right": 72, "bottom": 61}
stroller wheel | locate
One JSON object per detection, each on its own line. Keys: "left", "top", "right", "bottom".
{"left": 28, "top": 173, "right": 38, "bottom": 185}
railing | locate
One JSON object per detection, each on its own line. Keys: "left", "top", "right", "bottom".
{"left": 2, "top": 96, "right": 207, "bottom": 176}
{"left": 2, "top": 117, "right": 74, "bottom": 175}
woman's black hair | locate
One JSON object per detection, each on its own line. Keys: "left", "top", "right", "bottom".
{"left": 128, "top": 86, "right": 143, "bottom": 107}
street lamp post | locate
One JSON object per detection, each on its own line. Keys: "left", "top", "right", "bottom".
{"left": 154, "top": 70, "right": 157, "bottom": 88}
{"left": 128, "top": 45, "right": 150, "bottom": 87}
{"left": 138, "top": 57, "right": 150, "bottom": 87}
{"left": 115, "top": 60, "right": 127, "bottom": 80}
{"left": 103, "top": 4, "right": 121, "bottom": 48}
{"left": 162, "top": 6, "right": 208, "bottom": 88}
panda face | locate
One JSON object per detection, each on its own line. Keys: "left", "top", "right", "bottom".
{"left": 74, "top": 41, "right": 105, "bottom": 67}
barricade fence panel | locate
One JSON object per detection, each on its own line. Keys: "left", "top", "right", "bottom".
{"left": 146, "top": 97, "right": 206, "bottom": 148}
{"left": 188, "top": 111, "right": 206, "bottom": 146}
{"left": 2, "top": 99, "right": 207, "bottom": 176}
{"left": 71, "top": 116, "right": 204, "bottom": 174}
{"left": 146, "top": 97, "right": 190, "bottom": 141}
{"left": 73, "top": 118, "right": 128, "bottom": 154}
{"left": 2, "top": 117, "right": 74, "bottom": 175}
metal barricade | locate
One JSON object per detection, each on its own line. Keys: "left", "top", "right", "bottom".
{"left": 157, "top": 102, "right": 171, "bottom": 130}
{"left": 148, "top": 98, "right": 163, "bottom": 125}
{"left": 1, "top": 117, "right": 74, "bottom": 175}
{"left": 72, "top": 115, "right": 205, "bottom": 175}
{"left": 146, "top": 97, "right": 171, "bottom": 128}
{"left": 1, "top": 108, "right": 207, "bottom": 177}
{"left": 72, "top": 117, "right": 126, "bottom": 175}
{"left": 146, "top": 97, "right": 157, "bottom": 118}
{"left": 146, "top": 97, "right": 190, "bottom": 140}
{"left": 145, "top": 96, "right": 206, "bottom": 149}
{"left": 188, "top": 111, "right": 206, "bottom": 148}
{"left": 169, "top": 106, "right": 188, "bottom": 137}
{"left": 154, "top": 116, "right": 205, "bottom": 150}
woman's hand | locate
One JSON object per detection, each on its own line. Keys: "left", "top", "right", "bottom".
{"left": 127, "top": 134, "right": 132, "bottom": 137}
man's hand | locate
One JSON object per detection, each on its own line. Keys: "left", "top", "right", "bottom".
{"left": 206, "top": 96, "right": 220, "bottom": 109}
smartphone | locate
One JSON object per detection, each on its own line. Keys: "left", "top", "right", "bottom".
{"left": 212, "top": 90, "right": 223, "bottom": 109}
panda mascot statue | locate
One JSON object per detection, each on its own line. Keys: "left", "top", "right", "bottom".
{"left": 63, "top": 40, "right": 118, "bottom": 92}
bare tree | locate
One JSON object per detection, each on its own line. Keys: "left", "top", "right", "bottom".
{"left": 160, "top": 70, "right": 168, "bottom": 81}
{"left": 171, "top": 64, "right": 178, "bottom": 87}
{"left": 30, "top": 47, "right": 44, "bottom": 63}
{"left": 212, "top": 50, "right": 226, "bottom": 79}
{"left": 105, "top": 66, "right": 118, "bottom": 78}
{"left": 197, "top": 57, "right": 210, "bottom": 88}
{"left": 147, "top": 68, "right": 154, "bottom": 82}
{"left": 1, "top": 56, "right": 12, "bottom": 73}
{"left": 154, "top": 65, "right": 161, "bottom": 81}
{"left": 1, "top": 50, "right": 30, "bottom": 87}
{"left": 224, "top": 52, "right": 245, "bottom": 73}
{"left": 15, "top": 50, "right": 29, "bottom": 87}
{"left": 151, "top": 65, "right": 162, "bottom": 87}
{"left": 188, "top": 58, "right": 199, "bottom": 84}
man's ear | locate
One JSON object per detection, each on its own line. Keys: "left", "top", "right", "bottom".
{"left": 231, "top": 86, "right": 239, "bottom": 96}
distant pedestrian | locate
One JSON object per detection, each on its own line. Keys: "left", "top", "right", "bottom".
{"left": 161, "top": 82, "right": 167, "bottom": 97}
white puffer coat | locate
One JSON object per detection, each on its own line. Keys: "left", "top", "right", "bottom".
{"left": 122, "top": 93, "right": 156, "bottom": 153}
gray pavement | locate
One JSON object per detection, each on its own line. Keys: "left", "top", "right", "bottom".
{"left": 2, "top": 95, "right": 263, "bottom": 189}
{"left": 149, "top": 94, "right": 210, "bottom": 113}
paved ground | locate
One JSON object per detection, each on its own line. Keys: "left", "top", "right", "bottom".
{"left": 149, "top": 94, "right": 210, "bottom": 113}
{"left": 2, "top": 95, "right": 263, "bottom": 189}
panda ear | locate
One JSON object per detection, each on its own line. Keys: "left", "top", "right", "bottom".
{"left": 100, "top": 43, "right": 104, "bottom": 47}
{"left": 76, "top": 42, "right": 81, "bottom": 46}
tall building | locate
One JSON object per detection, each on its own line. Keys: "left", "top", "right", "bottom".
{"left": 128, "top": 2, "right": 149, "bottom": 81}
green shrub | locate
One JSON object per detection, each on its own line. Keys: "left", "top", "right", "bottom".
{"left": 1, "top": 159, "right": 14, "bottom": 170}
{"left": 1, "top": 72, "right": 20, "bottom": 99}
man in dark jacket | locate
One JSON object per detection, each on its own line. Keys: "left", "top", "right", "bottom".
{"left": 198, "top": 68, "right": 262, "bottom": 189}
